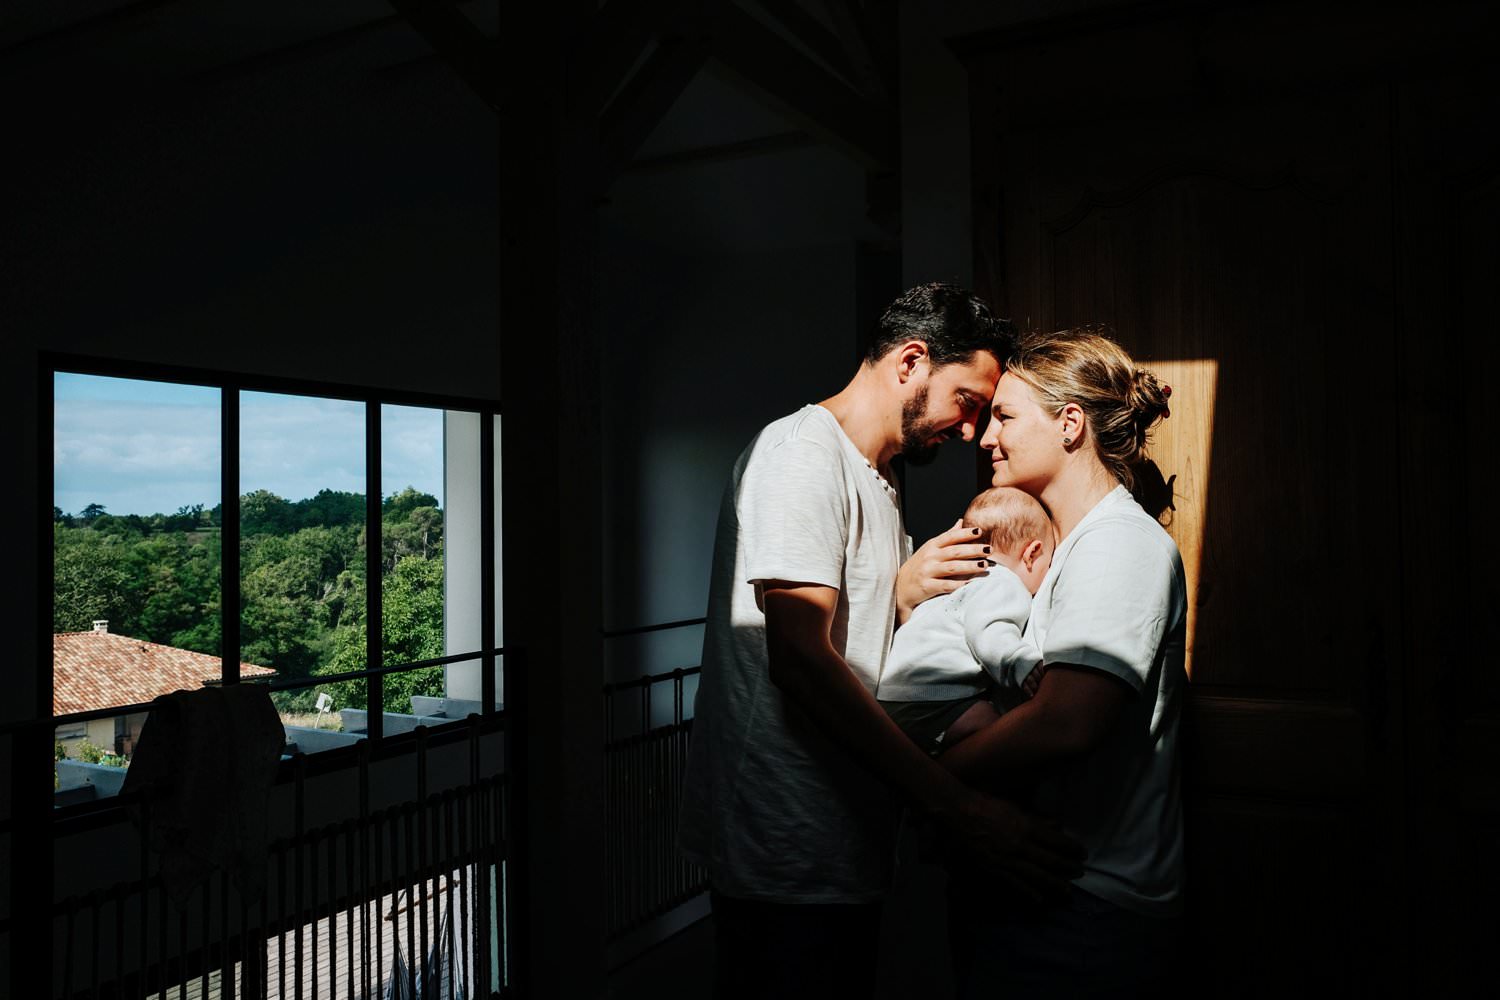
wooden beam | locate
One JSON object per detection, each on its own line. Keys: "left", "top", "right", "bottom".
{"left": 815, "top": 0, "right": 891, "bottom": 101}
{"left": 599, "top": 30, "right": 713, "bottom": 180}
{"left": 622, "top": 129, "right": 814, "bottom": 173}
{"left": 708, "top": 1, "right": 894, "bottom": 170}
{"left": 387, "top": 0, "right": 499, "bottom": 110}
{"left": 573, "top": 0, "right": 686, "bottom": 116}
{"left": 752, "top": 0, "right": 864, "bottom": 94}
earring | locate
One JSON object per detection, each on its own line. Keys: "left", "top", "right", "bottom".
{"left": 1062, "top": 436, "right": 1073, "bottom": 446}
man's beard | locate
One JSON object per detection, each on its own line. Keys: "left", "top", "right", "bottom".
{"left": 899, "top": 385, "right": 944, "bottom": 467}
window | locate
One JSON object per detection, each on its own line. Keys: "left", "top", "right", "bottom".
{"left": 49, "top": 359, "right": 502, "bottom": 804}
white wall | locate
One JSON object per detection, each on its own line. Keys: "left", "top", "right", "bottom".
{"left": 1, "top": 36, "right": 500, "bottom": 988}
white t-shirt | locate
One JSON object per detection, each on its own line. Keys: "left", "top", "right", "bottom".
{"left": 876, "top": 566, "right": 1042, "bottom": 702}
{"left": 1027, "top": 485, "right": 1187, "bottom": 916}
{"left": 679, "top": 405, "right": 911, "bottom": 902}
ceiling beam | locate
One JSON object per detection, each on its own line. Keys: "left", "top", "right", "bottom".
{"left": 598, "top": 29, "right": 714, "bottom": 181}
{"left": 387, "top": 0, "right": 498, "bottom": 111}
{"left": 574, "top": 0, "right": 688, "bottom": 116}
{"left": 750, "top": 0, "right": 864, "bottom": 94}
{"left": 708, "top": 1, "right": 893, "bottom": 171}
{"left": 815, "top": 0, "right": 890, "bottom": 102}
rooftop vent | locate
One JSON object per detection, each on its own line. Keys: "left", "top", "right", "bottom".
{"left": 92, "top": 620, "right": 109, "bottom": 633}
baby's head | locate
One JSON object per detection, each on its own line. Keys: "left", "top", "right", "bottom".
{"left": 964, "top": 487, "right": 1054, "bottom": 594}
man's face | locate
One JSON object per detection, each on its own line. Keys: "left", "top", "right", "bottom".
{"left": 899, "top": 352, "right": 1003, "bottom": 465}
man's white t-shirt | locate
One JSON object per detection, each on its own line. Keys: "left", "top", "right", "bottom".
{"left": 679, "top": 405, "right": 910, "bottom": 903}
{"left": 1027, "top": 484, "right": 1188, "bottom": 916}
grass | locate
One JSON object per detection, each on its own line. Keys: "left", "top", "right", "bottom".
{"left": 279, "top": 711, "right": 344, "bottom": 732}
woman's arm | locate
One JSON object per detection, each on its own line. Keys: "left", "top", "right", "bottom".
{"left": 761, "top": 583, "right": 1085, "bottom": 898}
{"left": 939, "top": 664, "right": 1133, "bottom": 793}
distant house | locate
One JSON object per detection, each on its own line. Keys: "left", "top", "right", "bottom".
{"left": 53, "top": 620, "right": 275, "bottom": 757}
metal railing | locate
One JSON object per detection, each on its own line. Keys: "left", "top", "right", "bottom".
{"left": 34, "top": 715, "right": 509, "bottom": 1000}
{"left": 602, "top": 667, "right": 706, "bottom": 940}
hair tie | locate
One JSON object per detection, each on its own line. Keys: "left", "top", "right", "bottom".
{"left": 1163, "top": 384, "right": 1172, "bottom": 398}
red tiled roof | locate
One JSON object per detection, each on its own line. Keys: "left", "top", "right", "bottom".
{"left": 53, "top": 630, "right": 275, "bottom": 715}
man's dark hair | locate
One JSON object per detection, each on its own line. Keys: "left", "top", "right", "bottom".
{"left": 865, "top": 282, "right": 1016, "bottom": 369}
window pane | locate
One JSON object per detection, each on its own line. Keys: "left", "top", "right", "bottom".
{"left": 379, "top": 404, "right": 446, "bottom": 715}
{"left": 53, "top": 373, "right": 222, "bottom": 799}
{"left": 436, "top": 413, "right": 502, "bottom": 709}
{"left": 53, "top": 718, "right": 132, "bottom": 805}
{"left": 276, "top": 677, "right": 367, "bottom": 752}
{"left": 240, "top": 391, "right": 366, "bottom": 737}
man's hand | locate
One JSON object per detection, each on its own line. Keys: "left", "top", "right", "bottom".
{"left": 944, "top": 790, "right": 1086, "bottom": 903}
{"left": 896, "top": 519, "right": 994, "bottom": 624}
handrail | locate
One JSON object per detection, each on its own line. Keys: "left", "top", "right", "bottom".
{"left": 0, "top": 647, "right": 508, "bottom": 734}
{"left": 600, "top": 617, "right": 706, "bottom": 639}
{"left": 601, "top": 665, "right": 701, "bottom": 696}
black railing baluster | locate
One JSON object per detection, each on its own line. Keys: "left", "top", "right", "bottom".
{"left": 416, "top": 729, "right": 430, "bottom": 998}
{"left": 177, "top": 903, "right": 187, "bottom": 1000}
{"left": 374, "top": 808, "right": 385, "bottom": 1000}
{"left": 404, "top": 804, "right": 417, "bottom": 999}
{"left": 601, "top": 667, "right": 705, "bottom": 940}
{"left": 199, "top": 879, "right": 210, "bottom": 999}
{"left": 115, "top": 886, "right": 127, "bottom": 1000}
{"left": 458, "top": 787, "right": 471, "bottom": 998}
{"left": 358, "top": 741, "right": 372, "bottom": 1000}
{"left": 324, "top": 829, "right": 336, "bottom": 1000}
{"left": 278, "top": 841, "right": 288, "bottom": 1000}
{"left": 344, "top": 820, "right": 355, "bottom": 1000}
{"left": 294, "top": 755, "right": 306, "bottom": 1000}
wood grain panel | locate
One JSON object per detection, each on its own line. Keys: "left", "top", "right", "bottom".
{"left": 1185, "top": 694, "right": 1364, "bottom": 801}
{"left": 960, "top": 6, "right": 1428, "bottom": 989}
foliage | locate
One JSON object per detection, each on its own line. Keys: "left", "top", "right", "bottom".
{"left": 319, "top": 554, "right": 446, "bottom": 713}
{"left": 55, "top": 487, "right": 447, "bottom": 716}
{"left": 74, "top": 739, "right": 105, "bottom": 764}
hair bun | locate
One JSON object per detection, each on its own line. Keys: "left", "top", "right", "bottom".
{"left": 1130, "top": 368, "right": 1172, "bottom": 429}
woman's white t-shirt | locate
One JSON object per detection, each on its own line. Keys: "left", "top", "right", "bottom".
{"left": 1027, "top": 484, "right": 1188, "bottom": 916}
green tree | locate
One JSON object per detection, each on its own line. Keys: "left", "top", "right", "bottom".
{"left": 319, "top": 555, "right": 444, "bottom": 714}
{"left": 241, "top": 489, "right": 294, "bottom": 534}
{"left": 53, "top": 526, "right": 138, "bottom": 631}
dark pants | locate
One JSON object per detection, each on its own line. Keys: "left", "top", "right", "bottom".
{"left": 949, "top": 884, "right": 1183, "bottom": 1000}
{"left": 710, "top": 890, "right": 883, "bottom": 999}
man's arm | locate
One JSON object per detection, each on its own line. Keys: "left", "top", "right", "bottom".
{"left": 761, "top": 582, "right": 1084, "bottom": 900}
{"left": 895, "top": 520, "right": 994, "bottom": 625}
{"left": 938, "top": 663, "right": 1132, "bottom": 793}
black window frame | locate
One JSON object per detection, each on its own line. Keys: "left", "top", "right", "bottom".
{"left": 41, "top": 350, "right": 504, "bottom": 813}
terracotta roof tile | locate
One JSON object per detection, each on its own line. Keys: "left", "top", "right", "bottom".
{"left": 53, "top": 630, "right": 275, "bottom": 716}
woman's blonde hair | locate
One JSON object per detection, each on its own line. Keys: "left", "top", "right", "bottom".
{"left": 1006, "top": 327, "right": 1171, "bottom": 489}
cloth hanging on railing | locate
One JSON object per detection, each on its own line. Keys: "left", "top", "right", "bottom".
{"left": 120, "top": 683, "right": 284, "bottom": 908}
{"left": 385, "top": 878, "right": 467, "bottom": 1000}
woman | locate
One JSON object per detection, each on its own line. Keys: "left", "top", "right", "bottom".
{"left": 942, "top": 328, "right": 1185, "bottom": 998}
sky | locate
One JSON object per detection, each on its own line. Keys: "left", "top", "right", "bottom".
{"left": 54, "top": 373, "right": 446, "bottom": 516}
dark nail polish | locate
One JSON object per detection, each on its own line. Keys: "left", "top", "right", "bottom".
{"left": 983, "top": 546, "right": 991, "bottom": 554}
{"left": 972, "top": 528, "right": 981, "bottom": 535}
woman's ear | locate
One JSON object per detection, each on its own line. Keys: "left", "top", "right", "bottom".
{"left": 1060, "top": 402, "right": 1085, "bottom": 448}
{"left": 1021, "top": 539, "right": 1045, "bottom": 570}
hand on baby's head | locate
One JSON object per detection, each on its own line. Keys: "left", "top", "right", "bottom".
{"left": 963, "top": 486, "right": 1054, "bottom": 594}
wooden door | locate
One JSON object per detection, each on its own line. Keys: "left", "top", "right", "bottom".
{"left": 1394, "top": 62, "right": 1500, "bottom": 993}
{"left": 958, "top": 6, "right": 1496, "bottom": 992}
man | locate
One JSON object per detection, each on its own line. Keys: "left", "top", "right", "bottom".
{"left": 679, "top": 283, "right": 1082, "bottom": 998}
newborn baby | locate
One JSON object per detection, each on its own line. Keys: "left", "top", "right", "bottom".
{"left": 877, "top": 486, "right": 1053, "bottom": 755}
